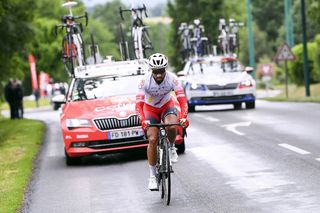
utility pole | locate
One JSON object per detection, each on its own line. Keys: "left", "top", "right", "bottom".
{"left": 284, "top": 0, "right": 294, "bottom": 47}
{"left": 301, "top": 0, "right": 311, "bottom": 96}
{"left": 246, "top": 0, "right": 255, "bottom": 76}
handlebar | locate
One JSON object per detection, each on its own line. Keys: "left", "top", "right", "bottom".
{"left": 54, "top": 12, "right": 88, "bottom": 36}
{"left": 119, "top": 4, "right": 148, "bottom": 21}
{"left": 147, "top": 123, "right": 182, "bottom": 128}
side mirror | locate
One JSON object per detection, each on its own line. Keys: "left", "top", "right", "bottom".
{"left": 245, "top": 66, "right": 254, "bottom": 74}
{"left": 52, "top": 94, "right": 66, "bottom": 103}
{"left": 177, "top": 71, "right": 185, "bottom": 77}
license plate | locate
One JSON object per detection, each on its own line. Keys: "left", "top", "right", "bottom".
{"left": 108, "top": 129, "right": 144, "bottom": 139}
{"left": 212, "top": 90, "right": 234, "bottom": 97}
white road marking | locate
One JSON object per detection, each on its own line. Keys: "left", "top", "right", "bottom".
{"left": 189, "top": 145, "right": 295, "bottom": 197}
{"left": 193, "top": 114, "right": 220, "bottom": 122}
{"left": 221, "top": 121, "right": 252, "bottom": 136}
{"left": 204, "top": 117, "right": 220, "bottom": 122}
{"left": 278, "top": 143, "right": 310, "bottom": 155}
{"left": 315, "top": 158, "right": 320, "bottom": 162}
{"left": 189, "top": 145, "right": 320, "bottom": 210}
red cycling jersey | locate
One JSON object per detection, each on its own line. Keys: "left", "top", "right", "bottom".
{"left": 135, "top": 71, "right": 188, "bottom": 124}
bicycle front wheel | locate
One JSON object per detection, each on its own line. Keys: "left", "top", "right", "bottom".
{"left": 160, "top": 140, "right": 171, "bottom": 205}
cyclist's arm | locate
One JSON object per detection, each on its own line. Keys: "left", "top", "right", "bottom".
{"left": 172, "top": 77, "right": 188, "bottom": 119}
{"left": 136, "top": 79, "right": 146, "bottom": 122}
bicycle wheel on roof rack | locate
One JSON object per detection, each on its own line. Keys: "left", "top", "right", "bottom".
{"left": 61, "top": 35, "right": 76, "bottom": 76}
{"left": 141, "top": 28, "right": 153, "bottom": 58}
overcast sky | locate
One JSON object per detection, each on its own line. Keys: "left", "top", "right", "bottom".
{"left": 82, "top": 0, "right": 167, "bottom": 8}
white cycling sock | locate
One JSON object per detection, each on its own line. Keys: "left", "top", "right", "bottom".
{"left": 149, "top": 165, "right": 156, "bottom": 177}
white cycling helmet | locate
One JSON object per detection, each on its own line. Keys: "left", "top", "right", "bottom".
{"left": 148, "top": 53, "right": 168, "bottom": 70}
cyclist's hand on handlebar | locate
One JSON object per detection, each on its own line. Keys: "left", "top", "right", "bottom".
{"left": 141, "top": 120, "right": 150, "bottom": 130}
{"left": 179, "top": 118, "right": 189, "bottom": 128}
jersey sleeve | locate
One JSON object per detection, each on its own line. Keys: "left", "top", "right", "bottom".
{"left": 135, "top": 79, "right": 146, "bottom": 122}
{"left": 172, "top": 75, "right": 188, "bottom": 119}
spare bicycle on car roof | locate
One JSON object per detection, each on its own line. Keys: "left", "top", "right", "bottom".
{"left": 119, "top": 4, "right": 154, "bottom": 60}
{"left": 54, "top": 1, "right": 88, "bottom": 77}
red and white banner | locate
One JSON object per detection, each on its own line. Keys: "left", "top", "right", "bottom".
{"left": 38, "top": 72, "right": 50, "bottom": 97}
{"left": 28, "top": 54, "right": 38, "bottom": 91}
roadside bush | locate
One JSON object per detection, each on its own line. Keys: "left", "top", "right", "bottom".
{"left": 288, "top": 37, "right": 320, "bottom": 85}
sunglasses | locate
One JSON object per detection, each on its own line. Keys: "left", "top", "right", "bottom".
{"left": 152, "top": 68, "right": 166, "bottom": 75}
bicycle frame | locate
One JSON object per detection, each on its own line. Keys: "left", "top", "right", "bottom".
{"left": 148, "top": 122, "right": 181, "bottom": 205}
{"left": 119, "top": 4, "right": 153, "bottom": 60}
{"left": 54, "top": 1, "right": 88, "bottom": 76}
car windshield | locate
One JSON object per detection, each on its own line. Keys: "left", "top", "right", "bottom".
{"left": 186, "top": 61, "right": 221, "bottom": 75}
{"left": 71, "top": 75, "right": 141, "bottom": 101}
{"left": 221, "top": 60, "right": 243, "bottom": 72}
{"left": 186, "top": 59, "right": 243, "bottom": 75}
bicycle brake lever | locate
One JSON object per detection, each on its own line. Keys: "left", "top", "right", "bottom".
{"left": 143, "top": 4, "right": 148, "bottom": 17}
{"left": 54, "top": 26, "right": 58, "bottom": 37}
{"left": 119, "top": 7, "right": 124, "bottom": 20}
{"left": 84, "top": 12, "right": 88, "bottom": 26}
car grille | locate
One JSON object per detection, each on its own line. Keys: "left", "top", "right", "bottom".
{"left": 94, "top": 115, "right": 141, "bottom": 131}
{"left": 87, "top": 137, "right": 148, "bottom": 149}
{"left": 207, "top": 83, "right": 238, "bottom": 90}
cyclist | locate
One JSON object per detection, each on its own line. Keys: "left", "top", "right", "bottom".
{"left": 136, "top": 53, "right": 189, "bottom": 190}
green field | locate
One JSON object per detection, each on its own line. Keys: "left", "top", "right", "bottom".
{"left": 0, "top": 98, "right": 51, "bottom": 111}
{"left": 261, "top": 83, "right": 320, "bottom": 102}
{"left": 0, "top": 118, "right": 45, "bottom": 213}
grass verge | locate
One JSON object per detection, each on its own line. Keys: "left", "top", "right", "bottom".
{"left": 261, "top": 83, "right": 320, "bottom": 103}
{"left": 0, "top": 98, "right": 51, "bottom": 111}
{"left": 0, "top": 118, "right": 45, "bottom": 213}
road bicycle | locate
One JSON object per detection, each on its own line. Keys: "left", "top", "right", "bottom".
{"left": 119, "top": 4, "right": 153, "bottom": 60}
{"left": 178, "top": 22, "right": 192, "bottom": 62}
{"left": 218, "top": 18, "right": 244, "bottom": 56}
{"left": 148, "top": 122, "right": 182, "bottom": 206}
{"left": 190, "top": 19, "right": 208, "bottom": 58}
{"left": 228, "top": 19, "right": 244, "bottom": 56}
{"left": 54, "top": 1, "right": 88, "bottom": 76}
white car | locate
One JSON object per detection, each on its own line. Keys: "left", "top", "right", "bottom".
{"left": 179, "top": 55, "right": 256, "bottom": 112}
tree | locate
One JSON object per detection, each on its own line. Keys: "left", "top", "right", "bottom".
{"left": 0, "top": 0, "right": 35, "bottom": 81}
{"left": 167, "top": 0, "right": 226, "bottom": 70}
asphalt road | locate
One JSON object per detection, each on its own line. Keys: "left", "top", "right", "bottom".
{"left": 20, "top": 100, "right": 320, "bottom": 213}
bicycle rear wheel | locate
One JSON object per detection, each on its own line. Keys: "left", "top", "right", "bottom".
{"left": 160, "top": 140, "right": 171, "bottom": 205}
{"left": 62, "top": 35, "right": 76, "bottom": 76}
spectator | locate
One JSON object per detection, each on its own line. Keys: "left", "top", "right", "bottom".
{"left": 59, "top": 83, "right": 66, "bottom": 95}
{"left": 34, "top": 87, "right": 40, "bottom": 108}
{"left": 17, "top": 80, "right": 24, "bottom": 118}
{"left": 4, "top": 79, "right": 23, "bottom": 119}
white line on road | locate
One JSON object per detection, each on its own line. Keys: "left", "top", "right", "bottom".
{"left": 316, "top": 158, "right": 320, "bottom": 162}
{"left": 221, "top": 121, "right": 252, "bottom": 136}
{"left": 193, "top": 114, "right": 220, "bottom": 122}
{"left": 204, "top": 117, "right": 220, "bottom": 122}
{"left": 278, "top": 143, "right": 311, "bottom": 155}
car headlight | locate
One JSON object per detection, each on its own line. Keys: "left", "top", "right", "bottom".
{"left": 190, "top": 83, "right": 206, "bottom": 91}
{"left": 66, "top": 119, "right": 92, "bottom": 128}
{"left": 239, "top": 79, "right": 253, "bottom": 88}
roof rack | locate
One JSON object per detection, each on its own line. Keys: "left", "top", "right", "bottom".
{"left": 74, "top": 59, "right": 149, "bottom": 78}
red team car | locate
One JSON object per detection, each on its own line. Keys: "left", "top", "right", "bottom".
{"left": 60, "top": 60, "right": 186, "bottom": 165}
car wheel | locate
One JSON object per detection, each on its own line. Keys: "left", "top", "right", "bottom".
{"left": 65, "top": 149, "right": 81, "bottom": 166}
{"left": 175, "top": 139, "right": 185, "bottom": 154}
{"left": 245, "top": 101, "right": 255, "bottom": 109}
{"left": 233, "top": 102, "right": 242, "bottom": 110}
{"left": 188, "top": 104, "right": 195, "bottom": 112}
{"left": 53, "top": 103, "right": 59, "bottom": 111}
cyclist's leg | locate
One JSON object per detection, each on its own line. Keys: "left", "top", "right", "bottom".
{"left": 161, "top": 99, "right": 179, "bottom": 144}
{"left": 143, "top": 105, "right": 161, "bottom": 165}
{"left": 160, "top": 99, "right": 179, "bottom": 163}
